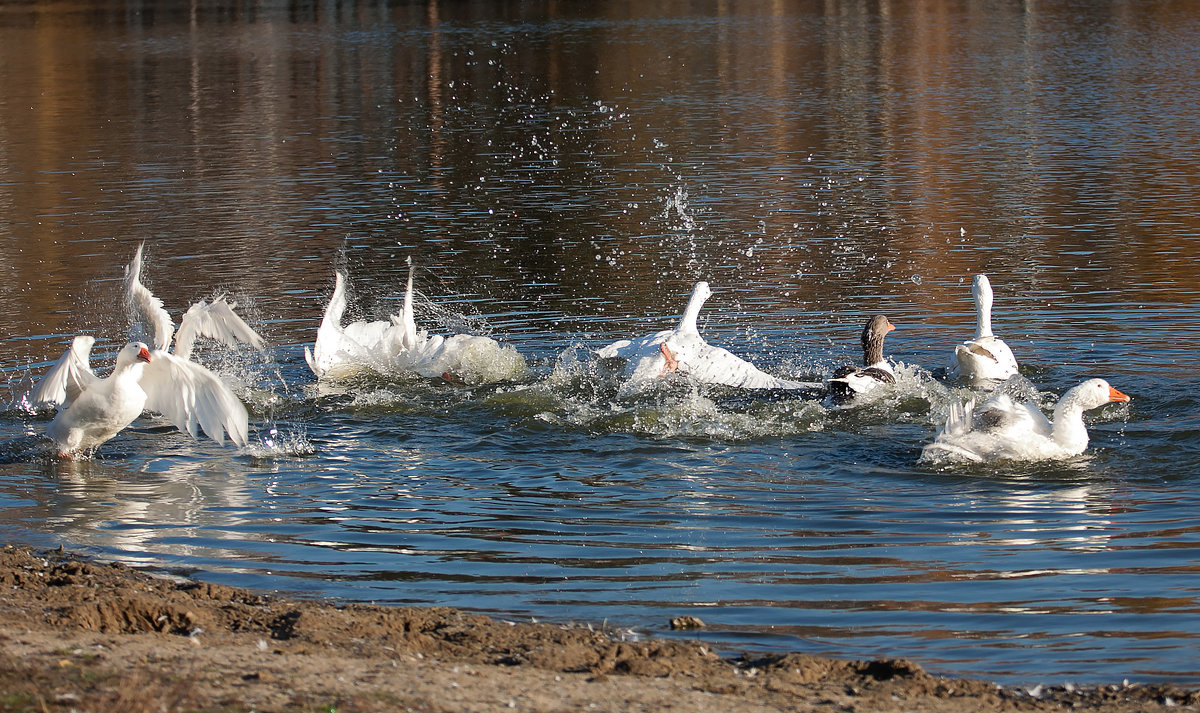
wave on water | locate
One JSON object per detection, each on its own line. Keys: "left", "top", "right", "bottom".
{"left": 826, "top": 362, "right": 972, "bottom": 427}
{"left": 494, "top": 346, "right": 828, "bottom": 441}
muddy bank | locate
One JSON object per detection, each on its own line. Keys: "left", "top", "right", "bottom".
{"left": 0, "top": 545, "right": 1193, "bottom": 712}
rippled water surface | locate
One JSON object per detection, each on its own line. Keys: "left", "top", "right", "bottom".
{"left": 2, "top": 0, "right": 1200, "bottom": 685}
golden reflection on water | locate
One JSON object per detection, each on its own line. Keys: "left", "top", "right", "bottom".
{"left": 1, "top": 0, "right": 1199, "bottom": 368}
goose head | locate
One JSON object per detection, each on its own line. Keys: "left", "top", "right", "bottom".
{"left": 1048, "top": 378, "right": 1130, "bottom": 453}
{"left": 115, "top": 342, "right": 153, "bottom": 370}
{"left": 1060, "top": 378, "right": 1130, "bottom": 412}
{"left": 687, "top": 281, "right": 713, "bottom": 307}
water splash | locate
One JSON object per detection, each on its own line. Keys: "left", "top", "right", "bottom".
{"left": 245, "top": 426, "right": 317, "bottom": 461}
{"left": 487, "top": 346, "right": 831, "bottom": 441}
{"left": 0, "top": 434, "right": 52, "bottom": 464}
{"left": 311, "top": 267, "right": 529, "bottom": 387}
{"left": 662, "top": 185, "right": 697, "bottom": 233}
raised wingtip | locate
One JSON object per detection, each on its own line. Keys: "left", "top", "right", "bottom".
{"left": 125, "top": 242, "right": 146, "bottom": 280}
{"left": 304, "top": 345, "right": 320, "bottom": 376}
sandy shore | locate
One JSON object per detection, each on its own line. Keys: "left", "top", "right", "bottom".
{"left": 0, "top": 545, "right": 1194, "bottom": 712}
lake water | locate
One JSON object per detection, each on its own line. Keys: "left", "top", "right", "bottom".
{"left": 2, "top": 0, "right": 1200, "bottom": 686}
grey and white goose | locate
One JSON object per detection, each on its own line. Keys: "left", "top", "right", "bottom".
{"left": 828, "top": 315, "right": 896, "bottom": 403}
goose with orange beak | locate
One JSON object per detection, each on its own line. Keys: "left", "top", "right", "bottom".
{"left": 31, "top": 338, "right": 249, "bottom": 458}
{"left": 828, "top": 315, "right": 897, "bottom": 404}
{"left": 921, "top": 379, "right": 1131, "bottom": 464}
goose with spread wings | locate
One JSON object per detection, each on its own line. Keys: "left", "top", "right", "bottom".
{"left": 30, "top": 338, "right": 250, "bottom": 457}
{"left": 305, "top": 261, "right": 526, "bottom": 384}
{"left": 26, "top": 244, "right": 263, "bottom": 457}
{"left": 595, "top": 281, "right": 820, "bottom": 395}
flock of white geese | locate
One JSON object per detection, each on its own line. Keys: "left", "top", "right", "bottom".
{"left": 16, "top": 245, "right": 1130, "bottom": 465}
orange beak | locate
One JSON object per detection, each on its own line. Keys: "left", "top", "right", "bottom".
{"left": 137, "top": 347, "right": 152, "bottom": 364}
{"left": 886, "top": 319, "right": 896, "bottom": 332}
{"left": 1108, "top": 386, "right": 1130, "bottom": 403}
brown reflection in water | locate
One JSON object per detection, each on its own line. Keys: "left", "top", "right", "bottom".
{"left": 1, "top": 0, "right": 1200, "bottom": 367}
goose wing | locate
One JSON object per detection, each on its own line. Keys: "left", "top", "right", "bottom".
{"left": 670, "top": 337, "right": 819, "bottom": 390}
{"left": 28, "top": 336, "right": 100, "bottom": 409}
{"left": 954, "top": 336, "right": 1019, "bottom": 382}
{"left": 921, "top": 393, "right": 1055, "bottom": 464}
{"left": 125, "top": 243, "right": 175, "bottom": 351}
{"left": 974, "top": 393, "right": 1052, "bottom": 439}
{"left": 173, "top": 295, "right": 266, "bottom": 361}
{"left": 398, "top": 258, "right": 420, "bottom": 350}
{"left": 139, "top": 350, "right": 249, "bottom": 447}
{"left": 595, "top": 329, "right": 672, "bottom": 361}
{"left": 306, "top": 271, "right": 386, "bottom": 377}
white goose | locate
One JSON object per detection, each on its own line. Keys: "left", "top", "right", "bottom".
{"left": 26, "top": 244, "right": 262, "bottom": 457}
{"left": 595, "top": 281, "right": 819, "bottom": 394}
{"left": 305, "top": 261, "right": 526, "bottom": 384}
{"left": 828, "top": 315, "right": 896, "bottom": 403}
{"left": 303, "top": 270, "right": 389, "bottom": 380}
{"left": 920, "top": 378, "right": 1130, "bottom": 464}
{"left": 953, "top": 274, "right": 1019, "bottom": 384}
{"left": 31, "top": 338, "right": 250, "bottom": 458}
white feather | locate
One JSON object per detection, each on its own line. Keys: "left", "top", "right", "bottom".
{"left": 125, "top": 243, "right": 175, "bottom": 351}
{"left": 173, "top": 296, "right": 266, "bottom": 361}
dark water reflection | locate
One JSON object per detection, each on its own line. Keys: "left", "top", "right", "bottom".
{"left": 2, "top": 0, "right": 1200, "bottom": 685}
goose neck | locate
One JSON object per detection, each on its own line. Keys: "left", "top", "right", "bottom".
{"left": 1050, "top": 401, "right": 1089, "bottom": 453}
{"left": 676, "top": 283, "right": 710, "bottom": 333}
{"left": 862, "top": 333, "right": 885, "bottom": 366}
{"left": 975, "top": 296, "right": 994, "bottom": 338}
{"left": 861, "top": 318, "right": 891, "bottom": 367}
